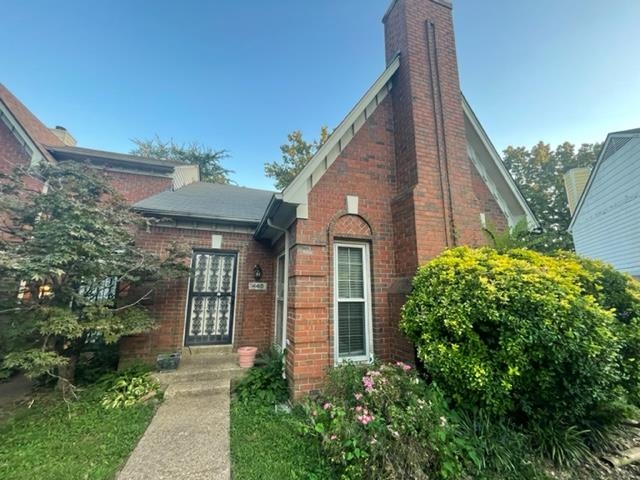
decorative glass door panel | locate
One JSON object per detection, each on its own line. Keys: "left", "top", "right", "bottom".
{"left": 185, "top": 251, "right": 237, "bottom": 345}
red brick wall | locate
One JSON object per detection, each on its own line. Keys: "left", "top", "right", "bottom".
{"left": 284, "top": 0, "right": 513, "bottom": 398}
{"left": 0, "top": 121, "right": 31, "bottom": 175}
{"left": 286, "top": 97, "right": 398, "bottom": 398}
{"left": 105, "top": 170, "right": 172, "bottom": 204}
{"left": 384, "top": 0, "right": 484, "bottom": 265}
{"left": 470, "top": 162, "right": 509, "bottom": 233}
{"left": 120, "top": 225, "right": 275, "bottom": 364}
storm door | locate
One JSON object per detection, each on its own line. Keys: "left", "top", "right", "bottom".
{"left": 185, "top": 251, "right": 237, "bottom": 346}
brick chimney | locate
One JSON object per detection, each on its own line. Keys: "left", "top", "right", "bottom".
{"left": 563, "top": 167, "right": 591, "bottom": 216}
{"left": 384, "top": 0, "right": 482, "bottom": 276}
{"left": 49, "top": 125, "right": 77, "bottom": 146}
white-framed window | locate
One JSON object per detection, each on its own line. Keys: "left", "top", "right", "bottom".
{"left": 334, "top": 242, "right": 373, "bottom": 362}
{"left": 274, "top": 252, "right": 286, "bottom": 350}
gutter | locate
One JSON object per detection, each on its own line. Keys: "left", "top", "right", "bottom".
{"left": 133, "top": 207, "right": 261, "bottom": 227}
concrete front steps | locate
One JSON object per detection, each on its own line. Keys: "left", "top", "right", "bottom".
{"left": 119, "top": 346, "right": 243, "bottom": 480}
{"left": 155, "top": 345, "right": 247, "bottom": 399}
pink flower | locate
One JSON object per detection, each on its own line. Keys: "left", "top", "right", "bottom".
{"left": 323, "top": 402, "right": 332, "bottom": 410}
{"left": 362, "top": 376, "right": 375, "bottom": 392}
{"left": 330, "top": 434, "right": 338, "bottom": 441}
{"left": 354, "top": 393, "right": 363, "bottom": 401}
{"left": 355, "top": 405, "right": 363, "bottom": 413}
{"left": 357, "top": 413, "right": 375, "bottom": 425}
{"left": 395, "top": 361, "right": 412, "bottom": 371}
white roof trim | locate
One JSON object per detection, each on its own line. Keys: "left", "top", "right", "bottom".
{"left": 461, "top": 96, "right": 539, "bottom": 229}
{"left": 282, "top": 54, "right": 401, "bottom": 215}
{"left": 467, "top": 143, "right": 516, "bottom": 227}
{"left": 0, "top": 100, "right": 46, "bottom": 167}
{"left": 568, "top": 130, "right": 640, "bottom": 231}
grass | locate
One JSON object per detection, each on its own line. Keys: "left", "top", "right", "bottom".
{"left": 230, "top": 400, "right": 334, "bottom": 480}
{"left": 0, "top": 382, "right": 155, "bottom": 480}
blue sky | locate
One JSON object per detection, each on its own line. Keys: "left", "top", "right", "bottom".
{"left": 2, "top": 0, "right": 639, "bottom": 190}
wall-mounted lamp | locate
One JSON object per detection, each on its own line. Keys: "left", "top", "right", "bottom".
{"left": 253, "top": 264, "right": 263, "bottom": 281}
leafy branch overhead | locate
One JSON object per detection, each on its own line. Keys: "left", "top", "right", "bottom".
{"left": 131, "top": 135, "right": 233, "bottom": 184}
{"left": 0, "top": 163, "right": 189, "bottom": 389}
{"left": 264, "top": 126, "right": 330, "bottom": 190}
{"left": 502, "top": 141, "right": 601, "bottom": 252}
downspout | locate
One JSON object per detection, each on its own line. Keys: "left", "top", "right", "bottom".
{"left": 267, "top": 218, "right": 290, "bottom": 353}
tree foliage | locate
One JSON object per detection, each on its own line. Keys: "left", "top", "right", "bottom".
{"left": 131, "top": 135, "right": 233, "bottom": 184}
{"left": 264, "top": 126, "right": 330, "bottom": 190}
{"left": 502, "top": 141, "right": 601, "bottom": 252}
{"left": 0, "top": 163, "right": 188, "bottom": 388}
{"left": 401, "top": 247, "right": 638, "bottom": 426}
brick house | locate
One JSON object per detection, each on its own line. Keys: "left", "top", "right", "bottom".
{"left": 0, "top": 0, "right": 537, "bottom": 397}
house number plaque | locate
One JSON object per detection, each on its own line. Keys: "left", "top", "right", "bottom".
{"left": 248, "top": 282, "right": 267, "bottom": 291}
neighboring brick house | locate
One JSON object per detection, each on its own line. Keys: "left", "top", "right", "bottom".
{"left": 1, "top": 0, "right": 537, "bottom": 397}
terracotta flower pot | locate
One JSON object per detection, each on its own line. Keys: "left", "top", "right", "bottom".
{"left": 237, "top": 346, "right": 258, "bottom": 368}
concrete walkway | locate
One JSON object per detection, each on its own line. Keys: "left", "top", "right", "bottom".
{"left": 117, "top": 348, "right": 244, "bottom": 480}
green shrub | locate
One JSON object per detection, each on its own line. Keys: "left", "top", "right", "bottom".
{"left": 100, "top": 369, "right": 160, "bottom": 409}
{"left": 301, "top": 362, "right": 471, "bottom": 479}
{"left": 401, "top": 247, "right": 624, "bottom": 425}
{"left": 74, "top": 338, "right": 120, "bottom": 385}
{"left": 457, "top": 410, "right": 547, "bottom": 478}
{"left": 234, "top": 347, "right": 288, "bottom": 405}
{"left": 571, "top": 256, "right": 640, "bottom": 405}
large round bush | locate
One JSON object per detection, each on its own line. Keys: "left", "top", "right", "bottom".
{"left": 400, "top": 247, "right": 623, "bottom": 424}
{"left": 574, "top": 255, "right": 640, "bottom": 404}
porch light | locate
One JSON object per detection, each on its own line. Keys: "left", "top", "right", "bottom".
{"left": 253, "top": 264, "right": 263, "bottom": 281}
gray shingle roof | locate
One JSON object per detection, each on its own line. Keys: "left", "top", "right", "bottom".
{"left": 133, "top": 182, "right": 275, "bottom": 224}
{"left": 47, "top": 145, "right": 181, "bottom": 173}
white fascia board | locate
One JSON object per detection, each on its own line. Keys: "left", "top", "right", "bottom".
{"left": 282, "top": 54, "right": 401, "bottom": 210}
{"left": 467, "top": 143, "right": 516, "bottom": 227}
{"left": 568, "top": 133, "right": 640, "bottom": 232}
{"left": 461, "top": 96, "right": 539, "bottom": 229}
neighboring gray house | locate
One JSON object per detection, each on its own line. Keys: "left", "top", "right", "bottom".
{"left": 569, "top": 128, "right": 640, "bottom": 276}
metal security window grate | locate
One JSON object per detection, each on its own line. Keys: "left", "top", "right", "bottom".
{"left": 79, "top": 277, "right": 118, "bottom": 303}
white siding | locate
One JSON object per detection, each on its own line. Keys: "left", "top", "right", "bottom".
{"left": 573, "top": 137, "right": 640, "bottom": 276}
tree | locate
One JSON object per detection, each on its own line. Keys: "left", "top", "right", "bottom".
{"left": 264, "top": 126, "right": 330, "bottom": 190}
{"left": 0, "top": 163, "right": 188, "bottom": 394}
{"left": 502, "top": 141, "right": 601, "bottom": 252}
{"left": 131, "top": 136, "right": 233, "bottom": 184}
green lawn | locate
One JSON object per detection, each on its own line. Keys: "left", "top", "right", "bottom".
{"left": 230, "top": 401, "right": 334, "bottom": 480}
{"left": 0, "top": 384, "right": 155, "bottom": 480}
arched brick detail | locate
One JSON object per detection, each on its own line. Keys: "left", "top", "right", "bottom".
{"left": 331, "top": 214, "right": 372, "bottom": 239}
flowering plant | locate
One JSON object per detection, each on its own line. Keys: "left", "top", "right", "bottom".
{"left": 301, "top": 362, "right": 467, "bottom": 479}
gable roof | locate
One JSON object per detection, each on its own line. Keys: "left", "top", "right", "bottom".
{"left": 0, "top": 83, "right": 63, "bottom": 163}
{"left": 47, "top": 145, "right": 182, "bottom": 175}
{"left": 462, "top": 95, "right": 539, "bottom": 229}
{"left": 257, "top": 54, "right": 538, "bottom": 241}
{"left": 568, "top": 128, "right": 640, "bottom": 231}
{"left": 281, "top": 54, "right": 401, "bottom": 215}
{"left": 134, "top": 181, "right": 274, "bottom": 225}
